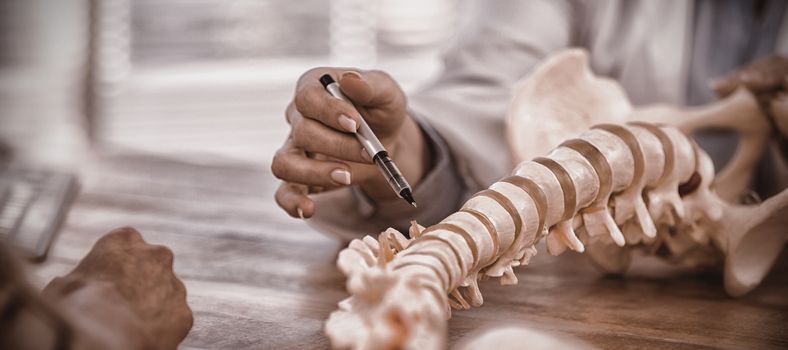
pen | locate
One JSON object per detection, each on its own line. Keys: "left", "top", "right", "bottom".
{"left": 319, "top": 74, "right": 417, "bottom": 208}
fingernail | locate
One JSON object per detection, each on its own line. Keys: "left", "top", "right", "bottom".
{"left": 338, "top": 114, "right": 358, "bottom": 132}
{"left": 297, "top": 207, "right": 305, "bottom": 219}
{"left": 361, "top": 148, "right": 373, "bottom": 163}
{"left": 342, "top": 71, "right": 363, "bottom": 81}
{"left": 330, "top": 169, "right": 352, "bottom": 185}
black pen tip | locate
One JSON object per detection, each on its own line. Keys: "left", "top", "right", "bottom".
{"left": 400, "top": 188, "right": 417, "bottom": 208}
{"left": 319, "top": 74, "right": 335, "bottom": 88}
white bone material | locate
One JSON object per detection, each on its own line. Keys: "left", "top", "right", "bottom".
{"left": 324, "top": 50, "right": 787, "bottom": 349}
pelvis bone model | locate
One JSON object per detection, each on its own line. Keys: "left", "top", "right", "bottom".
{"left": 325, "top": 50, "right": 788, "bottom": 349}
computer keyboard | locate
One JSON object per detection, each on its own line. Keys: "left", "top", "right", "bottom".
{"left": 0, "top": 167, "right": 79, "bottom": 262}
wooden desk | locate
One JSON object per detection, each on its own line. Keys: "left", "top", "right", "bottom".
{"left": 31, "top": 152, "right": 788, "bottom": 349}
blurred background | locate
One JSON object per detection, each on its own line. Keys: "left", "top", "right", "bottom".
{"left": 0, "top": 0, "right": 468, "bottom": 169}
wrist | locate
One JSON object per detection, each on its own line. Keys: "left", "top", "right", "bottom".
{"left": 56, "top": 280, "right": 153, "bottom": 350}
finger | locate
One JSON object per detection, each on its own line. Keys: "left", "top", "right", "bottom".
{"left": 166, "top": 277, "right": 193, "bottom": 341}
{"left": 339, "top": 70, "right": 407, "bottom": 132}
{"left": 710, "top": 73, "right": 740, "bottom": 98}
{"left": 712, "top": 56, "right": 788, "bottom": 97}
{"left": 275, "top": 182, "right": 315, "bottom": 218}
{"left": 308, "top": 185, "right": 325, "bottom": 194}
{"left": 739, "top": 70, "right": 784, "bottom": 93}
{"left": 271, "top": 138, "right": 354, "bottom": 187}
{"left": 339, "top": 70, "right": 402, "bottom": 108}
{"left": 770, "top": 91, "right": 788, "bottom": 137}
{"left": 97, "top": 226, "right": 144, "bottom": 247}
{"left": 147, "top": 244, "right": 175, "bottom": 268}
{"left": 175, "top": 301, "right": 194, "bottom": 341}
{"left": 171, "top": 274, "right": 187, "bottom": 296}
{"left": 291, "top": 115, "right": 372, "bottom": 163}
{"left": 294, "top": 79, "right": 362, "bottom": 133}
{"left": 285, "top": 102, "right": 297, "bottom": 124}
{"left": 272, "top": 148, "right": 354, "bottom": 187}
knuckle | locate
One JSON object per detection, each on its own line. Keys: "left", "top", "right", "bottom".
{"left": 174, "top": 275, "right": 187, "bottom": 293}
{"left": 104, "top": 226, "right": 143, "bottom": 243}
{"left": 274, "top": 186, "right": 287, "bottom": 205}
{"left": 285, "top": 102, "right": 303, "bottom": 125}
{"left": 293, "top": 93, "right": 305, "bottom": 111}
{"left": 291, "top": 121, "right": 309, "bottom": 147}
{"left": 275, "top": 185, "right": 301, "bottom": 217}
{"left": 303, "top": 66, "right": 328, "bottom": 78}
{"left": 285, "top": 102, "right": 295, "bottom": 123}
{"left": 369, "top": 69, "right": 391, "bottom": 80}
{"left": 180, "top": 304, "right": 195, "bottom": 332}
{"left": 270, "top": 153, "right": 289, "bottom": 180}
{"left": 150, "top": 244, "right": 175, "bottom": 265}
{"left": 370, "top": 69, "right": 397, "bottom": 87}
{"left": 293, "top": 87, "right": 312, "bottom": 112}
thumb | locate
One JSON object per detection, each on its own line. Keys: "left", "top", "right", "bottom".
{"left": 337, "top": 70, "right": 408, "bottom": 136}
{"left": 338, "top": 70, "right": 404, "bottom": 110}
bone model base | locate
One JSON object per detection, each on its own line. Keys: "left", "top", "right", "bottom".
{"left": 325, "top": 50, "right": 788, "bottom": 349}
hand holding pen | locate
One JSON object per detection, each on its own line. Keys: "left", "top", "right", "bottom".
{"left": 273, "top": 68, "right": 431, "bottom": 218}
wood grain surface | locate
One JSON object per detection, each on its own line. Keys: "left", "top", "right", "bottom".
{"left": 28, "top": 152, "right": 788, "bottom": 349}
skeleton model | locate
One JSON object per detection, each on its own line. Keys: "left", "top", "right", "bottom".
{"left": 324, "top": 50, "right": 788, "bottom": 349}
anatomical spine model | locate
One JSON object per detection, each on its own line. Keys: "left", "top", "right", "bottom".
{"left": 325, "top": 50, "right": 788, "bottom": 349}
